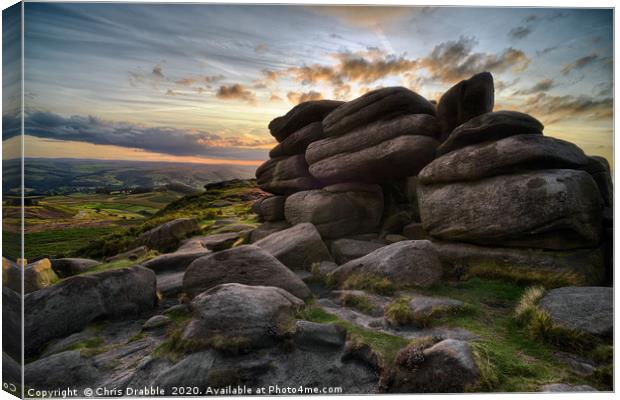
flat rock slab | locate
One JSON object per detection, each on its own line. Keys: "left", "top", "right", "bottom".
{"left": 322, "top": 86, "right": 435, "bottom": 137}
{"left": 250, "top": 221, "right": 291, "bottom": 243}
{"left": 156, "top": 271, "right": 185, "bottom": 297}
{"left": 437, "top": 110, "right": 543, "bottom": 155}
{"left": 420, "top": 134, "right": 589, "bottom": 185}
{"left": 25, "top": 351, "right": 99, "bottom": 390}
{"left": 255, "top": 154, "right": 320, "bottom": 195}
{"left": 51, "top": 258, "right": 100, "bottom": 278}
{"left": 269, "top": 100, "right": 344, "bottom": 142}
{"left": 538, "top": 286, "right": 612, "bottom": 338}
{"left": 182, "top": 245, "right": 311, "bottom": 299}
{"left": 407, "top": 295, "right": 465, "bottom": 324}
{"left": 142, "top": 250, "right": 210, "bottom": 273}
{"left": 293, "top": 320, "right": 346, "bottom": 350}
{"left": 269, "top": 121, "right": 324, "bottom": 157}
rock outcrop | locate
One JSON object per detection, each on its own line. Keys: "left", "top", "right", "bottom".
{"left": 134, "top": 218, "right": 201, "bottom": 252}
{"left": 51, "top": 258, "right": 101, "bottom": 278}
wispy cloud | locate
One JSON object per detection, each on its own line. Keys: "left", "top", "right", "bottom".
{"left": 19, "top": 111, "right": 272, "bottom": 160}
{"left": 521, "top": 93, "right": 612, "bottom": 124}
{"left": 561, "top": 54, "right": 605, "bottom": 75}
{"left": 514, "top": 78, "right": 556, "bottom": 95}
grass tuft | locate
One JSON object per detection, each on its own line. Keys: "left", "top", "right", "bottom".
{"left": 342, "top": 274, "right": 396, "bottom": 295}
{"left": 384, "top": 296, "right": 414, "bottom": 326}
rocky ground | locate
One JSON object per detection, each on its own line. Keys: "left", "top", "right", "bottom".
{"left": 3, "top": 71, "right": 613, "bottom": 395}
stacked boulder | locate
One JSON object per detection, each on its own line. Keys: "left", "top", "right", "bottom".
{"left": 416, "top": 78, "right": 610, "bottom": 285}
{"left": 256, "top": 87, "right": 442, "bottom": 240}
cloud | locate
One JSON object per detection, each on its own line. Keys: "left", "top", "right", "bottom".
{"left": 269, "top": 93, "right": 283, "bottom": 102}
{"left": 129, "top": 63, "right": 167, "bottom": 87}
{"left": 175, "top": 74, "right": 224, "bottom": 86}
{"left": 255, "top": 43, "right": 267, "bottom": 54}
{"left": 536, "top": 46, "right": 558, "bottom": 57}
{"left": 514, "top": 78, "right": 555, "bottom": 95}
{"left": 152, "top": 64, "right": 164, "bottom": 79}
{"left": 165, "top": 89, "right": 178, "bottom": 96}
{"left": 20, "top": 111, "right": 272, "bottom": 160}
{"left": 307, "top": 6, "right": 427, "bottom": 28}
{"left": 216, "top": 84, "right": 256, "bottom": 104}
{"left": 508, "top": 26, "right": 532, "bottom": 40}
{"left": 561, "top": 54, "right": 602, "bottom": 75}
{"left": 287, "top": 91, "right": 323, "bottom": 104}
{"left": 418, "top": 36, "right": 530, "bottom": 83}
{"left": 521, "top": 93, "right": 612, "bottom": 124}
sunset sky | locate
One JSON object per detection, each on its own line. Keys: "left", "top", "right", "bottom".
{"left": 2, "top": 3, "right": 613, "bottom": 167}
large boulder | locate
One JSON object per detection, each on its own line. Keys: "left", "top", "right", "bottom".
{"left": 25, "top": 266, "right": 157, "bottom": 355}
{"left": 269, "top": 121, "right": 324, "bottom": 157}
{"left": 419, "top": 134, "right": 590, "bottom": 185}
{"left": 251, "top": 195, "right": 286, "bottom": 222}
{"left": 182, "top": 245, "right": 311, "bottom": 299}
{"left": 538, "top": 286, "right": 612, "bottom": 338}
{"left": 329, "top": 240, "right": 442, "bottom": 288}
{"left": 322, "top": 87, "right": 435, "bottom": 137}
{"left": 269, "top": 100, "right": 344, "bottom": 142}
{"left": 254, "top": 223, "right": 332, "bottom": 271}
{"left": 330, "top": 239, "right": 385, "bottom": 265}
{"left": 432, "top": 240, "right": 605, "bottom": 286}
{"left": 2, "top": 287, "right": 22, "bottom": 360}
{"left": 418, "top": 169, "right": 603, "bottom": 250}
{"left": 182, "top": 283, "right": 304, "bottom": 349}
{"left": 306, "top": 114, "right": 440, "bottom": 184}
{"left": 437, "top": 111, "right": 544, "bottom": 156}
{"left": 25, "top": 351, "right": 99, "bottom": 390}
{"left": 284, "top": 183, "right": 383, "bottom": 239}
{"left": 154, "top": 351, "right": 215, "bottom": 390}
{"left": 436, "top": 72, "right": 494, "bottom": 140}
{"left": 134, "top": 218, "right": 201, "bottom": 252}
{"left": 51, "top": 258, "right": 101, "bottom": 278}
{"left": 255, "top": 154, "right": 320, "bottom": 195}
{"left": 24, "top": 259, "right": 59, "bottom": 293}
{"left": 386, "top": 339, "right": 478, "bottom": 393}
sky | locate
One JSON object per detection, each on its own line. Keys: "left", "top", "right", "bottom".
{"left": 2, "top": 3, "right": 614, "bottom": 167}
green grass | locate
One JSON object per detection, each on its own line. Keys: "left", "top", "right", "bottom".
{"left": 12, "top": 227, "right": 117, "bottom": 259}
{"left": 384, "top": 296, "right": 414, "bottom": 326}
{"left": 338, "top": 292, "right": 376, "bottom": 314}
{"left": 412, "top": 278, "right": 611, "bottom": 392}
{"left": 342, "top": 274, "right": 396, "bottom": 295}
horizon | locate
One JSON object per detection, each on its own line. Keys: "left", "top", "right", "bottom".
{"left": 2, "top": 4, "right": 614, "bottom": 168}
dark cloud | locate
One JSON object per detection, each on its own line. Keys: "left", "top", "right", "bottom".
{"left": 561, "top": 54, "right": 602, "bottom": 75}
{"left": 514, "top": 78, "right": 556, "bottom": 95}
{"left": 419, "top": 36, "right": 530, "bottom": 83}
{"left": 2, "top": 113, "right": 22, "bottom": 139}
{"left": 286, "top": 91, "right": 323, "bottom": 104}
{"left": 508, "top": 26, "right": 532, "bottom": 40}
{"left": 216, "top": 84, "right": 257, "bottom": 104}
{"left": 152, "top": 64, "right": 164, "bottom": 79}
{"left": 521, "top": 93, "right": 612, "bottom": 124}
{"left": 536, "top": 46, "right": 558, "bottom": 57}
{"left": 20, "top": 111, "right": 271, "bottom": 160}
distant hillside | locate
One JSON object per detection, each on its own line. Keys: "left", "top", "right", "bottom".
{"left": 2, "top": 158, "right": 258, "bottom": 195}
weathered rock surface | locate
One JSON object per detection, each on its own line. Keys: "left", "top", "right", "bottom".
{"left": 2, "top": 258, "right": 21, "bottom": 293}
{"left": 23, "top": 258, "right": 59, "bottom": 293}
{"left": 419, "top": 134, "right": 590, "bottom": 184}
{"left": 329, "top": 240, "right": 442, "bottom": 288}
{"left": 330, "top": 239, "right": 385, "bottom": 265}
{"left": 269, "top": 121, "right": 324, "bottom": 157}
{"left": 436, "top": 72, "right": 494, "bottom": 140}
{"left": 538, "top": 286, "right": 612, "bottom": 338}
{"left": 402, "top": 222, "right": 429, "bottom": 240}
{"left": 143, "top": 315, "right": 172, "bottom": 330}
{"left": 182, "top": 245, "right": 311, "bottom": 299}
{"left": 25, "top": 351, "right": 99, "bottom": 390}
{"left": 431, "top": 240, "right": 605, "bottom": 286}
{"left": 251, "top": 195, "right": 286, "bottom": 222}
{"left": 255, "top": 223, "right": 333, "bottom": 271}
{"left": 256, "top": 154, "right": 320, "bottom": 195}
{"left": 182, "top": 283, "right": 304, "bottom": 349}
{"left": 250, "top": 221, "right": 291, "bottom": 242}
{"left": 386, "top": 339, "right": 478, "bottom": 393}
{"left": 437, "top": 111, "right": 544, "bottom": 156}
{"left": 142, "top": 250, "right": 210, "bottom": 273}
{"left": 25, "top": 266, "right": 157, "bottom": 355}
{"left": 293, "top": 320, "right": 346, "bottom": 350}
{"left": 307, "top": 115, "right": 440, "bottom": 184}
{"left": 134, "top": 218, "right": 201, "bottom": 252}
{"left": 269, "top": 100, "right": 344, "bottom": 142}
{"left": 52, "top": 258, "right": 101, "bottom": 278}
{"left": 322, "top": 87, "right": 435, "bottom": 137}
{"left": 285, "top": 183, "right": 384, "bottom": 239}
{"left": 418, "top": 169, "right": 602, "bottom": 250}
{"left": 583, "top": 155, "right": 613, "bottom": 207}
{"left": 154, "top": 351, "right": 216, "bottom": 390}
{"left": 2, "top": 287, "right": 21, "bottom": 360}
